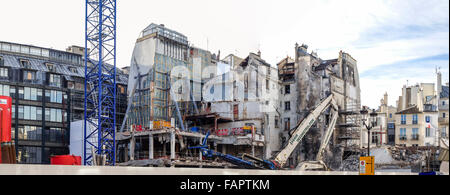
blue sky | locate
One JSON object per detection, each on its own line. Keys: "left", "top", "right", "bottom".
{"left": 0, "top": 0, "right": 448, "bottom": 108}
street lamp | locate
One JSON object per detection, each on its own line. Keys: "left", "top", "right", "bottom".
{"left": 361, "top": 108, "right": 378, "bottom": 156}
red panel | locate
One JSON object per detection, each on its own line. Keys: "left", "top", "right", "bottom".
{"left": 51, "top": 155, "right": 82, "bottom": 165}
{"left": 0, "top": 96, "right": 12, "bottom": 143}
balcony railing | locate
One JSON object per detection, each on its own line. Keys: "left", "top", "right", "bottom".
{"left": 399, "top": 136, "right": 407, "bottom": 141}
{"left": 411, "top": 135, "right": 419, "bottom": 140}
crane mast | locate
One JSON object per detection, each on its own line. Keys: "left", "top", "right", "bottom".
{"left": 84, "top": 0, "right": 117, "bottom": 166}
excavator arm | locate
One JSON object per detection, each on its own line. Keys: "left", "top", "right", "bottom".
{"left": 272, "top": 94, "right": 338, "bottom": 168}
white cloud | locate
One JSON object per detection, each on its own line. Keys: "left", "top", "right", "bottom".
{"left": 0, "top": 0, "right": 448, "bottom": 109}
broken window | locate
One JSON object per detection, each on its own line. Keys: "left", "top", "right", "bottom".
{"left": 285, "top": 85, "right": 290, "bottom": 94}
{"left": 284, "top": 118, "right": 290, "bottom": 131}
{"left": 233, "top": 105, "right": 239, "bottom": 120}
{"left": 275, "top": 116, "right": 279, "bottom": 128}
{"left": 244, "top": 73, "right": 249, "bottom": 90}
{"left": 285, "top": 101, "right": 291, "bottom": 111}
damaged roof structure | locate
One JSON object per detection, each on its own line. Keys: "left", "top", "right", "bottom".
{"left": 117, "top": 23, "right": 363, "bottom": 170}
{"left": 278, "top": 43, "right": 362, "bottom": 170}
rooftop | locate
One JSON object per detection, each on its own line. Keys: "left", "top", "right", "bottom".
{"left": 141, "top": 23, "right": 188, "bottom": 45}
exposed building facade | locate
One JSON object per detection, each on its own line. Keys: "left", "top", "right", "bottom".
{"left": 277, "top": 44, "right": 362, "bottom": 169}
{"left": 0, "top": 41, "right": 128, "bottom": 164}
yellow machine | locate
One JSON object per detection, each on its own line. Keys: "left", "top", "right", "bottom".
{"left": 359, "top": 156, "right": 375, "bottom": 175}
{"left": 153, "top": 121, "right": 172, "bottom": 129}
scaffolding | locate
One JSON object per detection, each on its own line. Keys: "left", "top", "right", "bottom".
{"left": 338, "top": 98, "right": 362, "bottom": 149}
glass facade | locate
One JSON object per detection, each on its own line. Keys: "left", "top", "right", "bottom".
{"left": 1, "top": 41, "right": 127, "bottom": 165}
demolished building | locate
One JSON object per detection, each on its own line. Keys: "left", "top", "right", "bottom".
{"left": 117, "top": 23, "right": 362, "bottom": 170}
{"left": 278, "top": 44, "right": 362, "bottom": 169}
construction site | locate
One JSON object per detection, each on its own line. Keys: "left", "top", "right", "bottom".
{"left": 1, "top": 0, "right": 449, "bottom": 176}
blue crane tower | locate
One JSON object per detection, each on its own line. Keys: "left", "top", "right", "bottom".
{"left": 84, "top": 0, "right": 117, "bottom": 166}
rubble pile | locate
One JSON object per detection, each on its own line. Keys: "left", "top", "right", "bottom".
{"left": 339, "top": 155, "right": 360, "bottom": 171}
{"left": 388, "top": 146, "right": 430, "bottom": 163}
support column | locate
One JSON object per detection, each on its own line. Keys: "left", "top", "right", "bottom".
{"left": 130, "top": 133, "right": 135, "bottom": 161}
{"left": 222, "top": 144, "right": 226, "bottom": 154}
{"left": 149, "top": 135, "right": 154, "bottom": 159}
{"left": 199, "top": 137, "right": 203, "bottom": 162}
{"left": 170, "top": 131, "right": 175, "bottom": 160}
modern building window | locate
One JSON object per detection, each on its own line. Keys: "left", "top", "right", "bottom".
{"left": 0, "top": 67, "right": 8, "bottom": 78}
{"left": 23, "top": 70, "right": 36, "bottom": 81}
{"left": 37, "top": 89, "right": 43, "bottom": 101}
{"left": 45, "top": 108, "right": 63, "bottom": 123}
{"left": 412, "top": 114, "right": 418, "bottom": 124}
{"left": 49, "top": 74, "right": 61, "bottom": 87}
{"left": 285, "top": 101, "right": 291, "bottom": 111}
{"left": 18, "top": 87, "right": 24, "bottom": 99}
{"left": 0, "top": 84, "right": 10, "bottom": 96}
{"left": 285, "top": 85, "right": 291, "bottom": 94}
{"left": 45, "top": 90, "right": 63, "bottom": 103}
{"left": 18, "top": 106, "right": 24, "bottom": 119}
{"left": 17, "top": 125, "right": 42, "bottom": 141}
{"left": 9, "top": 87, "right": 15, "bottom": 98}
{"left": 17, "top": 146, "right": 42, "bottom": 164}
{"left": 401, "top": 115, "right": 407, "bottom": 124}
{"left": 45, "top": 127, "right": 65, "bottom": 144}
{"left": 24, "top": 87, "right": 30, "bottom": 100}
{"left": 19, "top": 106, "right": 42, "bottom": 121}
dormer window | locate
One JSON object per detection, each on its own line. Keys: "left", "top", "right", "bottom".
{"left": 46, "top": 63, "right": 54, "bottom": 72}
{"left": 69, "top": 67, "right": 78, "bottom": 74}
{"left": 20, "top": 59, "right": 30, "bottom": 68}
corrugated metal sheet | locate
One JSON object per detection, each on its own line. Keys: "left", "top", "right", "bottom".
{"left": 28, "top": 58, "right": 48, "bottom": 72}
{"left": 1, "top": 53, "right": 128, "bottom": 84}
{"left": 2, "top": 55, "right": 21, "bottom": 68}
